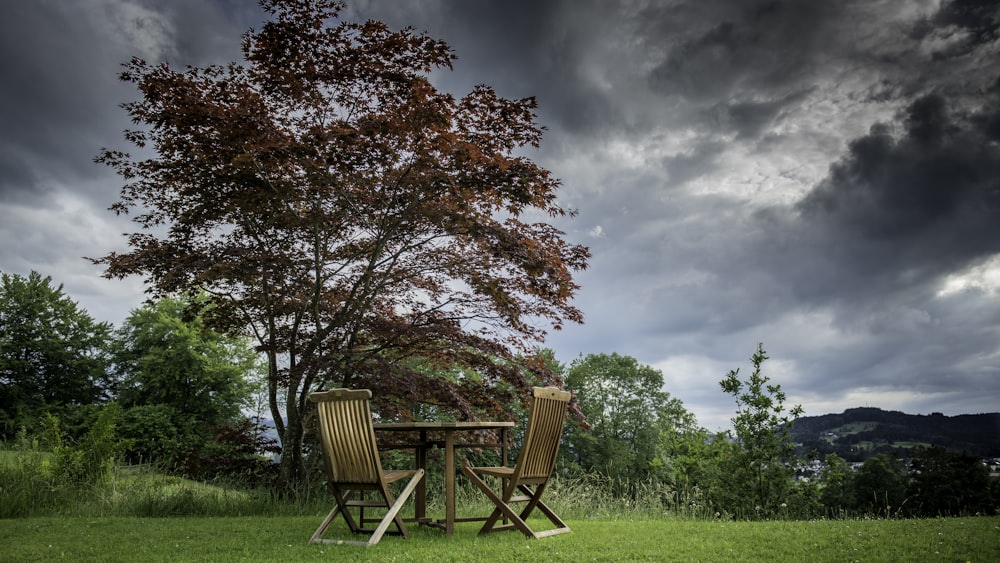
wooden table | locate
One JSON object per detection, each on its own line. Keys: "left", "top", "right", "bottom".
{"left": 374, "top": 421, "right": 515, "bottom": 535}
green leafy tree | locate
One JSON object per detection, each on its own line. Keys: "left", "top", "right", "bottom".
{"left": 719, "top": 343, "right": 803, "bottom": 518}
{"left": 853, "top": 453, "right": 908, "bottom": 516}
{"left": 113, "top": 295, "right": 259, "bottom": 464}
{"left": 818, "top": 452, "right": 855, "bottom": 515}
{"left": 907, "top": 446, "right": 995, "bottom": 516}
{"left": 116, "top": 404, "right": 186, "bottom": 464}
{"left": 0, "top": 271, "right": 112, "bottom": 437}
{"left": 651, "top": 402, "right": 730, "bottom": 513}
{"left": 94, "top": 0, "right": 588, "bottom": 487}
{"left": 564, "top": 353, "right": 674, "bottom": 484}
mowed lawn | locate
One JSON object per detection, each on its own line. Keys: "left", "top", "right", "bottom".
{"left": 1, "top": 515, "right": 997, "bottom": 562}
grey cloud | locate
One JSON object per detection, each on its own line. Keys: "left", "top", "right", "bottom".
{"left": 661, "top": 140, "right": 725, "bottom": 187}
{"left": 972, "top": 77, "right": 1000, "bottom": 141}
{"left": 0, "top": 2, "right": 120, "bottom": 203}
{"left": 705, "top": 89, "right": 814, "bottom": 140}
{"left": 648, "top": 20, "right": 743, "bottom": 100}
{"left": 644, "top": 0, "right": 845, "bottom": 102}
{"left": 0, "top": 0, "right": 253, "bottom": 206}
{"left": 796, "top": 91, "right": 1000, "bottom": 279}
{"left": 913, "top": 0, "right": 1000, "bottom": 59}
{"left": 6, "top": 0, "right": 1000, "bottom": 427}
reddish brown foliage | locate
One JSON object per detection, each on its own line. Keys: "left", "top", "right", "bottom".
{"left": 94, "top": 0, "right": 588, "bottom": 485}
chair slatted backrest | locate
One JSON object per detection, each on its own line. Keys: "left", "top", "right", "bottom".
{"left": 514, "top": 387, "right": 572, "bottom": 481}
{"left": 310, "top": 388, "right": 382, "bottom": 485}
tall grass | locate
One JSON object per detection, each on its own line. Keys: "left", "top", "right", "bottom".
{"left": 469, "top": 472, "right": 715, "bottom": 520}
{"left": 3, "top": 443, "right": 702, "bottom": 522}
{"left": 4, "top": 444, "right": 997, "bottom": 523}
{"left": 0, "top": 439, "right": 67, "bottom": 518}
{"left": 0, "top": 444, "right": 328, "bottom": 519}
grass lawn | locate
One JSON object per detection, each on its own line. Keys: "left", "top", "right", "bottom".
{"left": 1, "top": 515, "right": 997, "bottom": 562}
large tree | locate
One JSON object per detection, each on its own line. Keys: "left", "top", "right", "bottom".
{"left": 0, "top": 271, "right": 112, "bottom": 437}
{"left": 112, "top": 295, "right": 258, "bottom": 461}
{"left": 563, "top": 353, "right": 674, "bottom": 483}
{"left": 907, "top": 446, "right": 996, "bottom": 517}
{"left": 114, "top": 296, "right": 256, "bottom": 426}
{"left": 94, "top": 0, "right": 588, "bottom": 486}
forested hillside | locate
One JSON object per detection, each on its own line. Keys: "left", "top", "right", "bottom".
{"left": 790, "top": 408, "right": 1000, "bottom": 461}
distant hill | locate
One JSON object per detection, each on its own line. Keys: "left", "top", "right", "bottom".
{"left": 788, "top": 407, "right": 1000, "bottom": 462}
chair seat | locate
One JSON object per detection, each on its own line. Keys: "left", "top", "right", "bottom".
{"left": 468, "top": 466, "right": 514, "bottom": 478}
{"left": 383, "top": 469, "right": 419, "bottom": 484}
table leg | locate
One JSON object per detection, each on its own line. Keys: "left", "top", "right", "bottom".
{"left": 444, "top": 429, "right": 456, "bottom": 535}
{"left": 500, "top": 427, "right": 509, "bottom": 526}
{"left": 501, "top": 427, "right": 508, "bottom": 466}
{"left": 415, "top": 430, "right": 427, "bottom": 521}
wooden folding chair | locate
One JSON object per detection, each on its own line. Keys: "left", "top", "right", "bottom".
{"left": 461, "top": 386, "right": 572, "bottom": 539}
{"left": 308, "top": 388, "right": 424, "bottom": 547}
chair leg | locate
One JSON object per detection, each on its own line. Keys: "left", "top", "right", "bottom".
{"left": 514, "top": 484, "right": 570, "bottom": 536}
{"left": 335, "top": 489, "right": 362, "bottom": 533}
{"left": 309, "top": 489, "right": 362, "bottom": 544}
{"left": 309, "top": 504, "right": 344, "bottom": 543}
{"left": 517, "top": 484, "right": 569, "bottom": 532}
{"left": 310, "top": 473, "right": 424, "bottom": 547}
{"left": 367, "top": 469, "right": 424, "bottom": 547}
{"left": 461, "top": 466, "right": 535, "bottom": 537}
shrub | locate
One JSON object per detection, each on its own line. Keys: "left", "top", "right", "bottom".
{"left": 172, "top": 416, "right": 280, "bottom": 486}
{"left": 853, "top": 453, "right": 909, "bottom": 517}
{"left": 48, "top": 403, "right": 125, "bottom": 486}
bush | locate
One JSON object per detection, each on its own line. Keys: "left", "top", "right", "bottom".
{"left": 172, "top": 417, "right": 280, "bottom": 486}
{"left": 0, "top": 405, "right": 129, "bottom": 517}
{"left": 118, "top": 404, "right": 188, "bottom": 466}
{"left": 853, "top": 453, "right": 909, "bottom": 517}
{"left": 47, "top": 404, "right": 125, "bottom": 486}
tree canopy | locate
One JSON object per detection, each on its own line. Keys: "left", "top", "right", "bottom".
{"left": 114, "top": 296, "right": 257, "bottom": 420}
{"left": 94, "top": 0, "right": 589, "bottom": 485}
{"left": 112, "top": 295, "right": 263, "bottom": 468}
{"left": 564, "top": 353, "right": 679, "bottom": 482}
{"left": 0, "top": 271, "right": 112, "bottom": 436}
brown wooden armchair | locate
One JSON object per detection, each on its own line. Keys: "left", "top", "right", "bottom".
{"left": 461, "top": 386, "right": 572, "bottom": 539}
{"left": 307, "top": 388, "right": 424, "bottom": 547}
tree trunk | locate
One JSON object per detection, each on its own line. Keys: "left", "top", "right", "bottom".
{"left": 278, "top": 402, "right": 306, "bottom": 490}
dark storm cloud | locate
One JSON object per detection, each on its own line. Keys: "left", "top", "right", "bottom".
{"left": 0, "top": 0, "right": 256, "bottom": 205}
{"left": 644, "top": 1, "right": 843, "bottom": 100}
{"left": 0, "top": 2, "right": 118, "bottom": 203}
{"left": 661, "top": 141, "right": 725, "bottom": 187}
{"left": 706, "top": 89, "right": 815, "bottom": 140}
{"left": 914, "top": 0, "right": 1000, "bottom": 58}
{"left": 794, "top": 90, "right": 1000, "bottom": 303}
{"left": 351, "top": 0, "right": 661, "bottom": 140}
{"left": 536, "top": 0, "right": 1000, "bottom": 420}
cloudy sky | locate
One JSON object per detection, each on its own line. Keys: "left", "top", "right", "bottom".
{"left": 2, "top": 0, "right": 999, "bottom": 431}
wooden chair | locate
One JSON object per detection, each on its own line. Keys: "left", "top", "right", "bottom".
{"left": 308, "top": 388, "right": 424, "bottom": 547}
{"left": 461, "top": 386, "right": 572, "bottom": 538}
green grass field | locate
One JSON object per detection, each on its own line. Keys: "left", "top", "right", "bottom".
{"left": 1, "top": 515, "right": 997, "bottom": 562}
{"left": 3, "top": 449, "right": 999, "bottom": 561}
